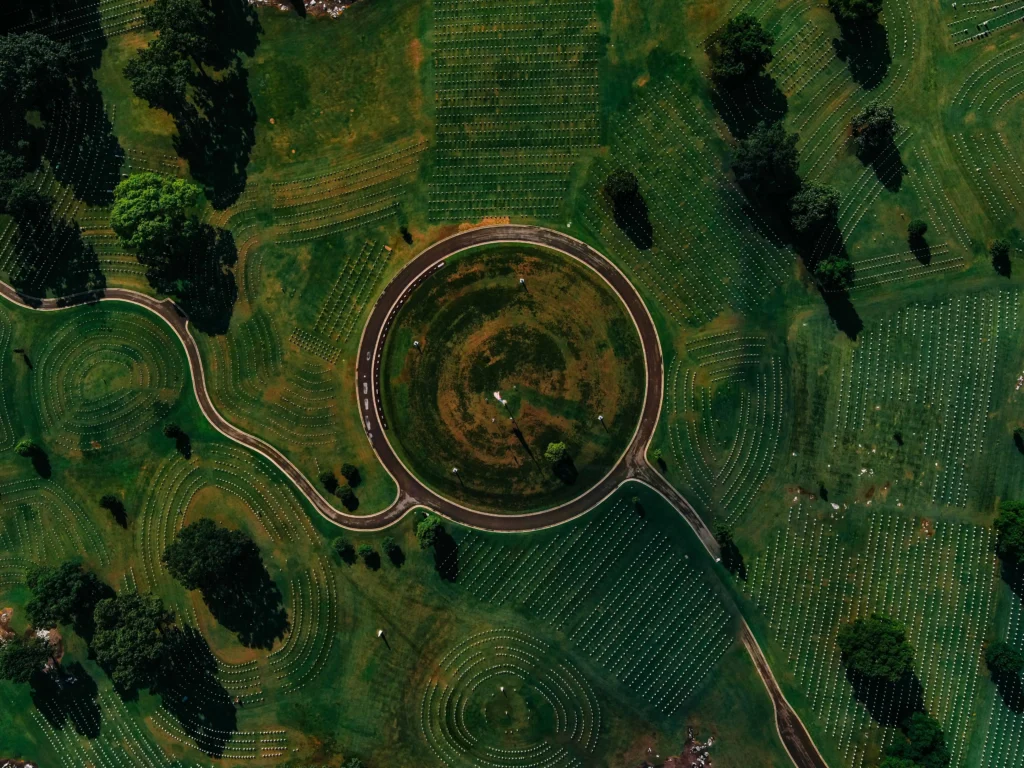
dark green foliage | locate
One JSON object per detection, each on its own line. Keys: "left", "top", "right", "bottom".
{"left": 14, "top": 437, "right": 38, "bottom": 457}
{"left": 0, "top": 32, "right": 73, "bottom": 109}
{"left": 650, "top": 447, "right": 663, "bottom": 464}
{"left": 986, "top": 641, "right": 1024, "bottom": 679}
{"left": 851, "top": 103, "right": 898, "bottom": 159}
{"left": 91, "top": 592, "right": 174, "bottom": 692}
{"left": 879, "top": 758, "right": 919, "bottom": 768}
{"left": 123, "top": 43, "right": 191, "bottom": 112}
{"left": 340, "top": 463, "right": 361, "bottom": 488}
{"left": 706, "top": 14, "right": 775, "bottom": 82}
{"left": 715, "top": 525, "right": 747, "bottom": 579}
{"left": 992, "top": 239, "right": 1012, "bottom": 276}
{"left": 162, "top": 518, "right": 257, "bottom": 592}
{"left": 829, "top": 0, "right": 883, "bottom": 23}
{"left": 357, "top": 544, "right": 377, "bottom": 569}
{"left": 25, "top": 562, "right": 107, "bottom": 633}
{"left": 789, "top": 184, "right": 841, "bottom": 240}
{"left": 996, "top": 501, "right": 1024, "bottom": 566}
{"left": 143, "top": 0, "right": 216, "bottom": 61}
{"left": 885, "top": 712, "right": 950, "bottom": 768}
{"left": 336, "top": 484, "right": 358, "bottom": 510}
{"left": 732, "top": 121, "right": 801, "bottom": 200}
{"left": 908, "top": 219, "right": 928, "bottom": 240}
{"left": 319, "top": 470, "right": 338, "bottom": 493}
{"left": 111, "top": 174, "right": 200, "bottom": 258}
{"left": 332, "top": 536, "right": 355, "bottom": 563}
{"left": 382, "top": 536, "right": 400, "bottom": 560}
{"left": 813, "top": 255, "right": 855, "bottom": 291}
{"left": 837, "top": 614, "right": 915, "bottom": 682}
{"left": 0, "top": 634, "right": 52, "bottom": 684}
{"left": 416, "top": 515, "right": 444, "bottom": 550}
{"left": 544, "top": 442, "right": 569, "bottom": 464}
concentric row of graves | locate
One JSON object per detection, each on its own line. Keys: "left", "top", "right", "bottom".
{"left": 429, "top": 0, "right": 600, "bottom": 221}
{"left": 445, "top": 495, "right": 733, "bottom": 718}
{"left": 824, "top": 291, "right": 1019, "bottom": 508}
{"left": 744, "top": 502, "right": 997, "bottom": 768}
{"left": 580, "top": 79, "right": 790, "bottom": 327}
{"left": 667, "top": 332, "right": 784, "bottom": 525}
{"left": 979, "top": 570, "right": 1024, "bottom": 766}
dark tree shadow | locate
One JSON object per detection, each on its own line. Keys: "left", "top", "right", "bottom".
{"left": 200, "top": 552, "right": 288, "bottom": 649}
{"left": 288, "top": 0, "right": 307, "bottom": 16}
{"left": 159, "top": 627, "right": 237, "bottom": 759}
{"left": 362, "top": 551, "right": 381, "bottom": 571}
{"left": 106, "top": 500, "right": 128, "bottom": 529}
{"left": 73, "top": 579, "right": 115, "bottom": 642}
{"left": 552, "top": 457, "right": 578, "bottom": 485}
{"left": 909, "top": 234, "right": 931, "bottom": 264}
{"left": 30, "top": 448, "right": 52, "bottom": 479}
{"left": 31, "top": 662, "right": 102, "bottom": 739}
{"left": 994, "top": 246, "right": 1012, "bottom": 277}
{"left": 710, "top": 74, "right": 788, "bottom": 140}
{"left": 386, "top": 545, "right": 405, "bottom": 567}
{"left": 894, "top": 431, "right": 904, "bottom": 447}
{"left": 993, "top": 668, "right": 1024, "bottom": 713}
{"left": 823, "top": 289, "right": 863, "bottom": 340}
{"left": 433, "top": 530, "right": 459, "bottom": 582}
{"left": 847, "top": 669, "right": 925, "bottom": 727}
{"left": 609, "top": 187, "right": 654, "bottom": 251}
{"left": 337, "top": 490, "right": 360, "bottom": 511}
{"left": 171, "top": 431, "right": 192, "bottom": 459}
{"left": 833, "top": 18, "right": 892, "bottom": 90}
{"left": 719, "top": 537, "right": 747, "bottom": 580}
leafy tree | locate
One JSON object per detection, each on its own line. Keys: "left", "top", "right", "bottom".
{"left": 603, "top": 168, "right": 640, "bottom": 203}
{"left": 162, "top": 518, "right": 258, "bottom": 592}
{"left": 813, "top": 255, "right": 855, "bottom": 291}
{"left": 884, "top": 712, "right": 950, "bottom": 768}
{"left": 340, "top": 463, "right": 361, "bottom": 488}
{"left": 357, "top": 544, "right": 377, "bottom": 568}
{"left": 544, "top": 442, "right": 570, "bottom": 464}
{"left": 789, "top": 184, "right": 841, "bottom": 240}
{"left": 143, "top": 0, "right": 216, "bottom": 61}
{"left": 837, "top": 614, "right": 915, "bottom": 682}
{"left": 332, "top": 536, "right": 354, "bottom": 563}
{"left": 650, "top": 447, "right": 664, "bottom": 464}
{"left": 110, "top": 173, "right": 200, "bottom": 256}
{"left": 0, "top": 634, "right": 52, "bottom": 684}
{"left": 162, "top": 422, "right": 183, "bottom": 438}
{"left": 879, "top": 758, "right": 920, "bottom": 768}
{"left": 416, "top": 515, "right": 444, "bottom": 550}
{"left": 908, "top": 219, "right": 928, "bottom": 241}
{"left": 986, "top": 641, "right": 1024, "bottom": 680}
{"left": 851, "top": 103, "right": 898, "bottom": 159}
{"left": 319, "top": 470, "right": 338, "bottom": 493}
{"left": 26, "top": 562, "right": 107, "bottom": 632}
{"left": 123, "top": 42, "right": 192, "bottom": 112}
{"left": 381, "top": 536, "right": 400, "bottom": 560}
{"left": 706, "top": 14, "right": 775, "bottom": 82}
{"left": 336, "top": 484, "right": 358, "bottom": 510}
{"left": 91, "top": 591, "right": 173, "bottom": 692}
{"left": 732, "top": 121, "right": 801, "bottom": 200}
{"left": 828, "top": 0, "right": 883, "bottom": 23}
{"left": 0, "top": 32, "right": 73, "bottom": 109}
{"left": 995, "top": 500, "right": 1024, "bottom": 566}
{"left": 14, "top": 437, "right": 38, "bottom": 457}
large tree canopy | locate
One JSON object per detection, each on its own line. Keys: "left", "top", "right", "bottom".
{"left": 91, "top": 592, "right": 174, "bottom": 692}
{"left": 0, "top": 634, "right": 52, "bottom": 684}
{"left": 732, "top": 121, "right": 801, "bottom": 200}
{"left": 25, "top": 562, "right": 107, "bottom": 632}
{"left": 986, "top": 641, "right": 1024, "bottom": 680}
{"left": 884, "top": 712, "right": 951, "bottom": 768}
{"left": 162, "top": 518, "right": 259, "bottom": 593}
{"left": 110, "top": 173, "right": 200, "bottom": 255}
{"left": 0, "top": 32, "right": 73, "bottom": 109}
{"left": 707, "top": 14, "right": 774, "bottom": 82}
{"left": 789, "top": 183, "right": 841, "bottom": 240}
{"left": 837, "top": 614, "right": 915, "bottom": 682}
{"left": 851, "top": 103, "right": 898, "bottom": 159}
{"left": 996, "top": 501, "right": 1024, "bottom": 566}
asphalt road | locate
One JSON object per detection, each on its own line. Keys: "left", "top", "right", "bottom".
{"left": 0, "top": 225, "right": 830, "bottom": 768}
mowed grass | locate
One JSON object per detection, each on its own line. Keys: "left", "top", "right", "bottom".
{"left": 380, "top": 244, "right": 645, "bottom": 511}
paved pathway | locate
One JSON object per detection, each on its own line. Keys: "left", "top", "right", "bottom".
{"left": 0, "top": 224, "right": 828, "bottom": 768}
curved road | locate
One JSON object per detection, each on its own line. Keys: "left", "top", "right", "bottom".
{"left": 0, "top": 224, "right": 828, "bottom": 768}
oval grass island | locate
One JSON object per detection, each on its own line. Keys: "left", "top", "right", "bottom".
{"left": 379, "top": 243, "right": 645, "bottom": 512}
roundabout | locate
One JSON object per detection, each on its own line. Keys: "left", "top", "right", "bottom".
{"left": 379, "top": 243, "right": 645, "bottom": 512}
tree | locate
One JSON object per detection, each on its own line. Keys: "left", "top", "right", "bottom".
{"left": 357, "top": 544, "right": 377, "bottom": 568}
{"left": 319, "top": 470, "right": 338, "bottom": 493}
{"left": 110, "top": 173, "right": 200, "bottom": 256}
{"left": 336, "top": 484, "right": 358, "bottom": 510}
{"left": 26, "top": 562, "right": 107, "bottom": 632}
{"left": 995, "top": 501, "right": 1024, "bottom": 566}
{"left": 706, "top": 14, "right": 775, "bottom": 82}
{"left": 732, "top": 121, "right": 801, "bottom": 200}
{"left": 986, "top": 641, "right": 1024, "bottom": 680}
{"left": 0, "top": 634, "right": 52, "bottom": 684}
{"left": 340, "top": 463, "right": 361, "bottom": 488}
{"left": 879, "top": 759, "right": 918, "bottom": 768}
{"left": 814, "top": 255, "right": 855, "bottom": 291}
{"left": 837, "top": 614, "right": 915, "bottom": 682}
{"left": 162, "top": 423, "right": 183, "bottom": 438}
{"left": 851, "top": 103, "right": 898, "bottom": 159}
{"left": 416, "top": 515, "right": 444, "bottom": 550}
{"left": 789, "top": 184, "right": 841, "bottom": 240}
{"left": 332, "top": 536, "right": 355, "bottom": 563}
{"left": 14, "top": 437, "right": 38, "bottom": 457}
{"left": 544, "top": 442, "right": 570, "bottom": 464}
{"left": 828, "top": 0, "right": 883, "bottom": 23}
{"left": 884, "top": 712, "right": 950, "bottom": 768}
{"left": 162, "top": 518, "right": 258, "bottom": 593}
{"left": 650, "top": 447, "right": 664, "bottom": 464}
{"left": 123, "top": 41, "right": 191, "bottom": 112}
{"left": 142, "top": 0, "right": 216, "bottom": 61}
{"left": 0, "top": 32, "right": 73, "bottom": 109}
{"left": 91, "top": 591, "right": 173, "bottom": 692}
{"left": 381, "top": 536, "right": 400, "bottom": 560}
{"left": 908, "top": 219, "right": 928, "bottom": 241}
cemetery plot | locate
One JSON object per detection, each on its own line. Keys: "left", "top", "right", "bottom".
{"left": 745, "top": 503, "right": 997, "bottom": 768}
{"left": 579, "top": 78, "right": 790, "bottom": 326}
{"left": 420, "top": 628, "right": 600, "bottom": 768}
{"left": 979, "top": 580, "right": 1024, "bottom": 767}
{"left": 666, "top": 332, "right": 784, "bottom": 525}
{"left": 32, "top": 306, "right": 184, "bottom": 453}
{"left": 429, "top": 0, "right": 600, "bottom": 221}
{"left": 820, "top": 291, "right": 1019, "bottom": 508}
{"left": 307, "top": 240, "right": 390, "bottom": 346}
{"left": 448, "top": 497, "right": 734, "bottom": 716}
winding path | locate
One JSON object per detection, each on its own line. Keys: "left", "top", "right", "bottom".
{"left": 0, "top": 224, "right": 828, "bottom": 768}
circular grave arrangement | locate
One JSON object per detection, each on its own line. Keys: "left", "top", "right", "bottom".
{"left": 420, "top": 628, "right": 600, "bottom": 767}
{"left": 34, "top": 307, "right": 184, "bottom": 452}
{"left": 380, "top": 244, "right": 645, "bottom": 511}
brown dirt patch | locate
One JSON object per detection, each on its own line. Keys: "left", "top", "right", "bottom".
{"left": 408, "top": 38, "right": 424, "bottom": 74}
